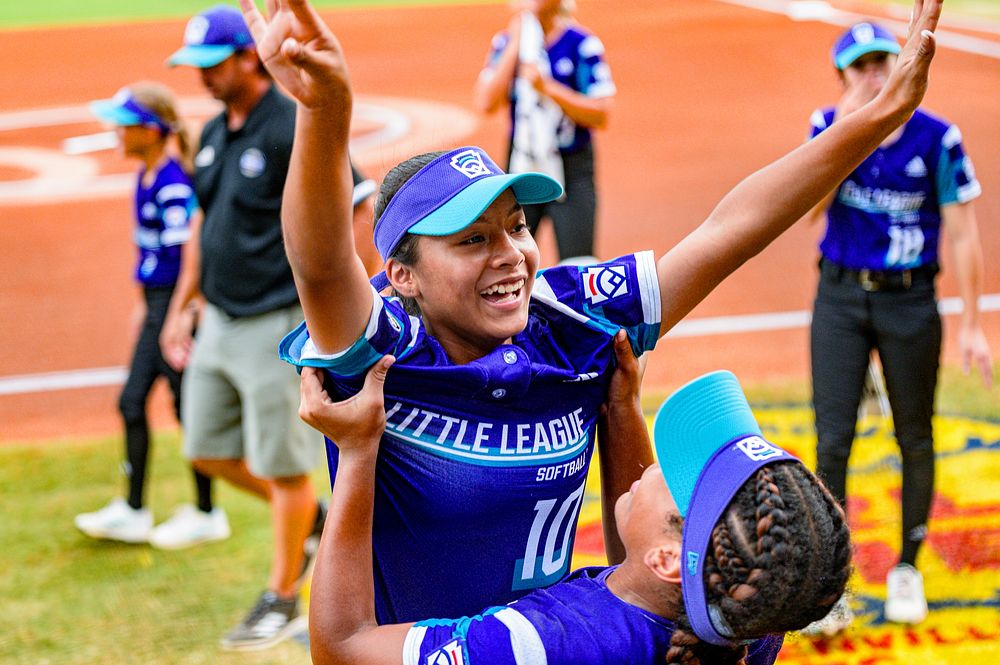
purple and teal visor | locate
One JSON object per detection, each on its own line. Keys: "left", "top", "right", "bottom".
{"left": 370, "top": 146, "right": 563, "bottom": 291}
{"left": 654, "top": 370, "right": 798, "bottom": 647}
{"left": 89, "top": 88, "right": 171, "bottom": 134}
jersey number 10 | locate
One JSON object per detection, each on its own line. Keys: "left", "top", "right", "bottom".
{"left": 512, "top": 480, "right": 587, "bottom": 591}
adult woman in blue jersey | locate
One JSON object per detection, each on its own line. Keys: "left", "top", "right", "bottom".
{"left": 75, "top": 83, "right": 229, "bottom": 549}
{"left": 297, "top": 353, "right": 851, "bottom": 665}
{"left": 238, "top": 0, "right": 941, "bottom": 625}
{"left": 473, "top": 0, "right": 614, "bottom": 263}
{"left": 802, "top": 21, "right": 993, "bottom": 632}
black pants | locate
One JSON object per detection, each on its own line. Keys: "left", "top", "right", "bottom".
{"left": 810, "top": 260, "right": 940, "bottom": 566}
{"left": 520, "top": 145, "right": 597, "bottom": 261}
{"left": 119, "top": 285, "right": 211, "bottom": 511}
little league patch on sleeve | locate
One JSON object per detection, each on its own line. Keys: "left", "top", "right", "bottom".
{"left": 582, "top": 265, "right": 628, "bottom": 304}
{"left": 427, "top": 639, "right": 466, "bottom": 665}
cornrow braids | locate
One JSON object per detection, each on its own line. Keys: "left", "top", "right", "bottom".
{"left": 665, "top": 461, "right": 852, "bottom": 664}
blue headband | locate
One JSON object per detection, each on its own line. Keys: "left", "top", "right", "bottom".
{"left": 370, "top": 146, "right": 563, "bottom": 291}
{"left": 654, "top": 371, "right": 797, "bottom": 646}
{"left": 89, "top": 88, "right": 172, "bottom": 134}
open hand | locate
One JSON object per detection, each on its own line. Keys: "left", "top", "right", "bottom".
{"left": 299, "top": 356, "right": 395, "bottom": 451}
{"left": 877, "top": 0, "right": 941, "bottom": 119}
{"left": 238, "top": 0, "right": 350, "bottom": 110}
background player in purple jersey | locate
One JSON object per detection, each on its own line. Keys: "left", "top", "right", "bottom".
{"left": 473, "top": 0, "right": 615, "bottom": 263}
{"left": 75, "top": 82, "right": 227, "bottom": 549}
{"left": 801, "top": 21, "right": 993, "bottom": 633}
{"left": 239, "top": 0, "right": 940, "bottom": 626}
{"left": 297, "top": 351, "right": 850, "bottom": 665}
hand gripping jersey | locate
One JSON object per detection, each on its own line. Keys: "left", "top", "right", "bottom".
{"left": 133, "top": 157, "right": 196, "bottom": 287}
{"left": 809, "top": 107, "right": 981, "bottom": 270}
{"left": 280, "top": 253, "right": 661, "bottom": 623}
{"left": 402, "top": 566, "right": 784, "bottom": 665}
{"left": 487, "top": 25, "right": 616, "bottom": 154}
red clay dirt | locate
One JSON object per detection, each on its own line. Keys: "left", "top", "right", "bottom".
{"left": 1, "top": 0, "right": 997, "bottom": 441}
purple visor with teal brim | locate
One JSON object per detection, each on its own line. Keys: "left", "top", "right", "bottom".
{"left": 89, "top": 88, "right": 171, "bottom": 134}
{"left": 654, "top": 370, "right": 798, "bottom": 647}
{"left": 370, "top": 146, "right": 563, "bottom": 291}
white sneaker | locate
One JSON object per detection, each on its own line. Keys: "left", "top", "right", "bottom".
{"left": 800, "top": 593, "right": 854, "bottom": 637}
{"left": 149, "top": 504, "right": 231, "bottom": 550}
{"left": 885, "top": 563, "right": 929, "bottom": 624}
{"left": 74, "top": 498, "right": 152, "bottom": 543}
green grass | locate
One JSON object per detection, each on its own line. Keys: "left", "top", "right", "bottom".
{"left": 0, "top": 0, "right": 502, "bottom": 29}
{"left": 3, "top": 365, "right": 995, "bottom": 663}
{"left": 4, "top": 0, "right": 1000, "bottom": 29}
{"left": 0, "top": 431, "right": 324, "bottom": 665}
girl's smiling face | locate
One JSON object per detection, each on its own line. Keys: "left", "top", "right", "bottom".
{"left": 389, "top": 190, "right": 539, "bottom": 364}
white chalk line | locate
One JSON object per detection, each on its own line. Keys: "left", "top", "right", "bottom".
{"left": 721, "top": 0, "right": 1000, "bottom": 59}
{"left": 0, "top": 95, "right": 477, "bottom": 206}
{"left": 2, "top": 294, "right": 997, "bottom": 396}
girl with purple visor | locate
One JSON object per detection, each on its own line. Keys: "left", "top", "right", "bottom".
{"left": 239, "top": 0, "right": 940, "bottom": 642}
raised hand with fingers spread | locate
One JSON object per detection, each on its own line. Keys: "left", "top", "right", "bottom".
{"left": 238, "top": 0, "right": 351, "bottom": 110}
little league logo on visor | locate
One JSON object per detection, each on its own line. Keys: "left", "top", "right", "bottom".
{"left": 654, "top": 370, "right": 798, "bottom": 647}
{"left": 832, "top": 21, "right": 901, "bottom": 70}
{"left": 369, "top": 146, "right": 564, "bottom": 290}
{"left": 89, "top": 88, "right": 171, "bottom": 134}
{"left": 168, "top": 5, "right": 255, "bottom": 68}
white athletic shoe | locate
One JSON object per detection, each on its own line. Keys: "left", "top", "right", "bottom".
{"left": 149, "top": 504, "right": 231, "bottom": 550}
{"left": 799, "top": 593, "right": 854, "bottom": 637}
{"left": 74, "top": 498, "right": 152, "bottom": 543}
{"left": 885, "top": 563, "right": 929, "bottom": 624}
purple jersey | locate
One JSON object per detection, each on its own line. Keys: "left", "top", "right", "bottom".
{"left": 403, "top": 566, "right": 784, "bottom": 665}
{"left": 133, "top": 158, "right": 196, "bottom": 287}
{"left": 280, "top": 253, "right": 661, "bottom": 623}
{"left": 486, "top": 25, "right": 616, "bottom": 153}
{"left": 809, "top": 107, "right": 980, "bottom": 270}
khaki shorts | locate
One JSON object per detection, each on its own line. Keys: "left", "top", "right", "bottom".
{"left": 182, "top": 302, "right": 321, "bottom": 479}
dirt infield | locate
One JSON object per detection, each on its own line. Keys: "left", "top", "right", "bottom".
{"left": 1, "top": 0, "right": 997, "bottom": 441}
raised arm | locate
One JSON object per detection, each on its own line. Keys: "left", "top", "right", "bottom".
{"left": 596, "top": 330, "right": 653, "bottom": 564}
{"left": 298, "top": 359, "right": 412, "bottom": 665}
{"left": 239, "top": 0, "right": 373, "bottom": 353}
{"left": 656, "top": 0, "right": 941, "bottom": 332}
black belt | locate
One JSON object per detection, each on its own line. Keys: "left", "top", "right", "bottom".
{"left": 820, "top": 258, "right": 937, "bottom": 292}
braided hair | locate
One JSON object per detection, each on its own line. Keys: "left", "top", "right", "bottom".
{"left": 665, "top": 461, "right": 852, "bottom": 665}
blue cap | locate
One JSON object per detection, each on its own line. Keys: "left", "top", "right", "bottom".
{"left": 89, "top": 87, "right": 171, "bottom": 134}
{"left": 832, "top": 22, "right": 901, "bottom": 70}
{"left": 168, "top": 5, "right": 255, "bottom": 68}
{"left": 654, "top": 371, "right": 796, "bottom": 646}
{"left": 370, "top": 147, "right": 563, "bottom": 291}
